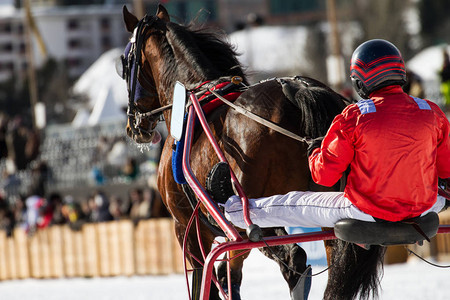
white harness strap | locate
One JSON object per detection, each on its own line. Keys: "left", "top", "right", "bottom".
{"left": 356, "top": 99, "right": 376, "bottom": 114}
{"left": 411, "top": 96, "right": 431, "bottom": 110}
{"left": 356, "top": 96, "right": 431, "bottom": 115}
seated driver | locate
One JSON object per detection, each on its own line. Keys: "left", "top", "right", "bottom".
{"left": 206, "top": 39, "right": 450, "bottom": 230}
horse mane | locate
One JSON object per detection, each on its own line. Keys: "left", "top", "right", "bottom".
{"left": 294, "top": 77, "right": 348, "bottom": 138}
{"left": 162, "top": 22, "right": 347, "bottom": 139}
{"left": 164, "top": 22, "right": 247, "bottom": 88}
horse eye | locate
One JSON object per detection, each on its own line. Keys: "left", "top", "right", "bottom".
{"left": 115, "top": 55, "right": 126, "bottom": 79}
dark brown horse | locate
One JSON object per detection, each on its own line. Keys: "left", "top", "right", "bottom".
{"left": 119, "top": 5, "right": 384, "bottom": 300}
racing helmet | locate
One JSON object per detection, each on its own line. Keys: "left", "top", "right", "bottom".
{"left": 350, "top": 39, "right": 406, "bottom": 98}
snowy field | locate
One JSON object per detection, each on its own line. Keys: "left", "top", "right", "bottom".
{"left": 0, "top": 250, "right": 448, "bottom": 300}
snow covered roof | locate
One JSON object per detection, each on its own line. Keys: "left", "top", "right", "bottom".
{"left": 72, "top": 47, "right": 128, "bottom": 110}
{"left": 87, "top": 87, "right": 126, "bottom": 126}
{"left": 71, "top": 48, "right": 128, "bottom": 125}
{"left": 407, "top": 44, "right": 450, "bottom": 82}
{"left": 229, "top": 26, "right": 309, "bottom": 74}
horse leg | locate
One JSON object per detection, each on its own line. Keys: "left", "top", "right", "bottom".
{"left": 257, "top": 228, "right": 310, "bottom": 300}
{"left": 216, "top": 249, "right": 250, "bottom": 300}
{"left": 323, "top": 239, "right": 385, "bottom": 300}
{"left": 174, "top": 221, "right": 221, "bottom": 300}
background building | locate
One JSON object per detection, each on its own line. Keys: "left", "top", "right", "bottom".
{"left": 0, "top": 2, "right": 129, "bottom": 83}
{"left": 136, "top": 0, "right": 332, "bottom": 32}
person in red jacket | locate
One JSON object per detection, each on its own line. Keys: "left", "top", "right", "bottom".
{"left": 207, "top": 39, "right": 450, "bottom": 229}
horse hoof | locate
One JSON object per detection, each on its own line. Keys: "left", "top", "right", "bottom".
{"left": 222, "top": 283, "right": 241, "bottom": 300}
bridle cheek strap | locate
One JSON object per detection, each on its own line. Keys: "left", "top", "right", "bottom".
{"left": 126, "top": 15, "right": 161, "bottom": 129}
{"left": 134, "top": 78, "right": 152, "bottom": 103}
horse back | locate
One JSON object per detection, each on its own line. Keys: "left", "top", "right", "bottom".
{"left": 220, "top": 77, "right": 346, "bottom": 198}
{"left": 158, "top": 77, "right": 347, "bottom": 217}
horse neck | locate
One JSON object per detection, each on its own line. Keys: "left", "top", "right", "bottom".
{"left": 153, "top": 23, "right": 245, "bottom": 127}
{"left": 155, "top": 39, "right": 220, "bottom": 128}
{"left": 155, "top": 58, "right": 210, "bottom": 130}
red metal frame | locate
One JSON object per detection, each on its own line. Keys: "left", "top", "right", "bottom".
{"left": 179, "top": 90, "right": 450, "bottom": 300}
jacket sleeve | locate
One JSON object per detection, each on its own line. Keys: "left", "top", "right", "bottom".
{"left": 436, "top": 108, "right": 450, "bottom": 178}
{"left": 308, "top": 113, "right": 355, "bottom": 187}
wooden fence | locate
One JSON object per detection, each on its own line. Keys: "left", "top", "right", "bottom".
{"left": 1, "top": 212, "right": 449, "bottom": 280}
{"left": 385, "top": 209, "right": 450, "bottom": 264}
{"left": 0, "top": 219, "right": 185, "bottom": 280}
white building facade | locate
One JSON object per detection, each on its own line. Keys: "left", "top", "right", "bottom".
{"left": 0, "top": 4, "right": 129, "bottom": 83}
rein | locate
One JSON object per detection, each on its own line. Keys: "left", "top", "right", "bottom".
{"left": 207, "top": 86, "right": 314, "bottom": 145}
{"left": 130, "top": 77, "right": 314, "bottom": 146}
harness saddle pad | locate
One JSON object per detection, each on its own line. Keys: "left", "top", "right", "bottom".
{"left": 172, "top": 80, "right": 243, "bottom": 184}
{"left": 334, "top": 212, "right": 439, "bottom": 246}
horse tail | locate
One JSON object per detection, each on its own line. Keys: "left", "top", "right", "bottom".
{"left": 325, "top": 240, "right": 386, "bottom": 300}
{"left": 293, "top": 78, "right": 384, "bottom": 299}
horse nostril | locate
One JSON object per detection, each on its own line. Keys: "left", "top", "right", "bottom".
{"left": 126, "top": 126, "right": 133, "bottom": 137}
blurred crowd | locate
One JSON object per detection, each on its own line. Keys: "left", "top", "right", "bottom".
{"left": 0, "top": 114, "right": 40, "bottom": 171}
{"left": 0, "top": 186, "right": 170, "bottom": 237}
{"left": 0, "top": 112, "right": 170, "bottom": 238}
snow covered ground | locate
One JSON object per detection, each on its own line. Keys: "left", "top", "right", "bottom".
{"left": 0, "top": 250, "right": 448, "bottom": 300}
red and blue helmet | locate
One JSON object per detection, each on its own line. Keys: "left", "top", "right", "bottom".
{"left": 350, "top": 39, "right": 406, "bottom": 98}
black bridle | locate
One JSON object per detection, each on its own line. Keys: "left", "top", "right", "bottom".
{"left": 120, "top": 15, "right": 169, "bottom": 136}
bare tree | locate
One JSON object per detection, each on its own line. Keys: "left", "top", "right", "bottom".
{"left": 418, "top": 0, "right": 450, "bottom": 47}
{"left": 304, "top": 23, "right": 328, "bottom": 84}
{"left": 351, "top": 0, "right": 413, "bottom": 59}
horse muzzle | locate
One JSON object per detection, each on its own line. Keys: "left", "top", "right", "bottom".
{"left": 126, "top": 114, "right": 162, "bottom": 144}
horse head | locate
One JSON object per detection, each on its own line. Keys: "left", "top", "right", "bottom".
{"left": 119, "top": 5, "right": 247, "bottom": 144}
{"left": 118, "top": 5, "right": 171, "bottom": 144}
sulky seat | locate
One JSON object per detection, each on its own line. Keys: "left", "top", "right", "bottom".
{"left": 334, "top": 212, "right": 439, "bottom": 246}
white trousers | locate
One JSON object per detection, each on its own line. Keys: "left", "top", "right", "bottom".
{"left": 223, "top": 191, "right": 446, "bottom": 229}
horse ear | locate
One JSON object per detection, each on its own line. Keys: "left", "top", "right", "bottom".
{"left": 156, "top": 4, "right": 170, "bottom": 23}
{"left": 123, "top": 5, "right": 139, "bottom": 33}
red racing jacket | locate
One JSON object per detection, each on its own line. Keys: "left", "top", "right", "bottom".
{"left": 309, "top": 85, "right": 450, "bottom": 221}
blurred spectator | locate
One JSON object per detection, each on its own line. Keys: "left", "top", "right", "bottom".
{"left": 233, "top": 21, "right": 246, "bottom": 31}
{"left": 36, "top": 197, "right": 54, "bottom": 230}
{"left": 91, "top": 166, "right": 105, "bottom": 185}
{"left": 61, "top": 195, "right": 86, "bottom": 231}
{"left": 48, "top": 193, "right": 66, "bottom": 225}
{"left": 0, "top": 196, "right": 15, "bottom": 237}
{"left": 0, "top": 169, "right": 21, "bottom": 198}
{"left": 0, "top": 113, "right": 8, "bottom": 159}
{"left": 246, "top": 13, "right": 264, "bottom": 27}
{"left": 128, "top": 188, "right": 150, "bottom": 223}
{"left": 88, "top": 190, "right": 113, "bottom": 222}
{"left": 24, "top": 128, "right": 40, "bottom": 164}
{"left": 80, "top": 197, "right": 92, "bottom": 221}
{"left": 28, "top": 161, "right": 49, "bottom": 198}
{"left": 403, "top": 70, "right": 424, "bottom": 99}
{"left": 440, "top": 48, "right": 450, "bottom": 111}
{"left": 24, "top": 195, "right": 44, "bottom": 235}
{"left": 4, "top": 116, "right": 40, "bottom": 171}
{"left": 109, "top": 195, "right": 128, "bottom": 220}
{"left": 129, "top": 187, "right": 170, "bottom": 222}
{"left": 122, "top": 157, "right": 139, "bottom": 181}
{"left": 5, "top": 116, "right": 28, "bottom": 170}
{"left": 12, "top": 195, "right": 27, "bottom": 230}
